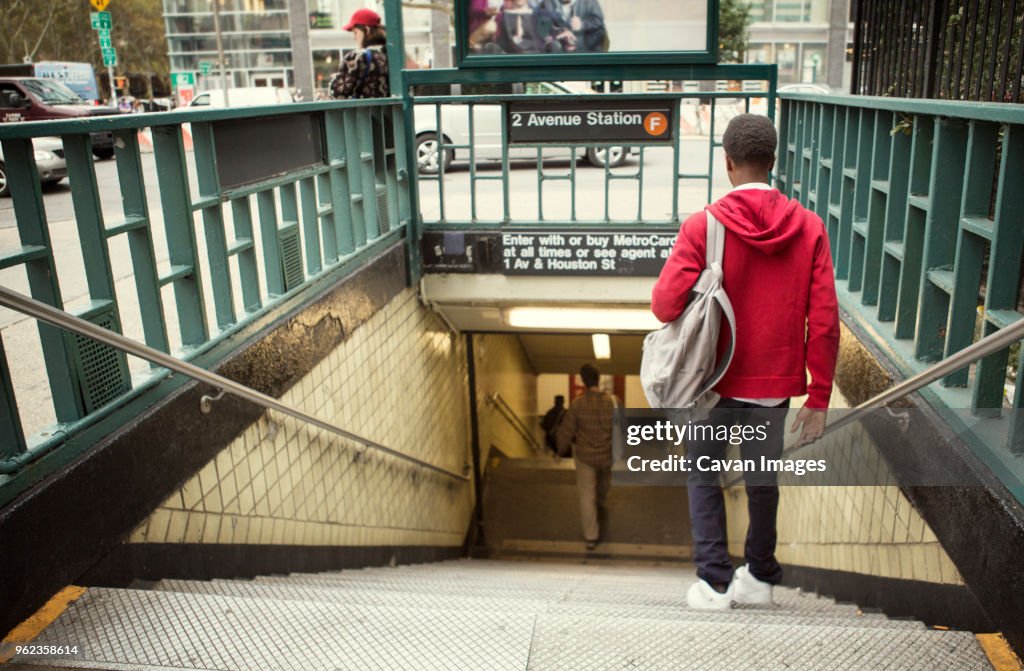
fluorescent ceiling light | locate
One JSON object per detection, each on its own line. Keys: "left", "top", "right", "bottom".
{"left": 505, "top": 307, "right": 660, "bottom": 331}
{"left": 592, "top": 333, "right": 611, "bottom": 359}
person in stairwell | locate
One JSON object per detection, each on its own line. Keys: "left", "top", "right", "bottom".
{"left": 556, "top": 365, "right": 616, "bottom": 550}
{"left": 651, "top": 114, "right": 840, "bottom": 609}
{"left": 541, "top": 395, "right": 567, "bottom": 455}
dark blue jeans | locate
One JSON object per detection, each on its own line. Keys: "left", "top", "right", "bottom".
{"left": 687, "top": 398, "right": 789, "bottom": 586}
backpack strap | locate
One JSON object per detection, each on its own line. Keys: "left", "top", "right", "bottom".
{"left": 705, "top": 208, "right": 725, "bottom": 268}
{"left": 696, "top": 210, "right": 737, "bottom": 399}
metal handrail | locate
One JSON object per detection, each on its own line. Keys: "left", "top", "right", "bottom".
{"left": 715, "top": 315, "right": 1024, "bottom": 488}
{"left": 0, "top": 285, "right": 470, "bottom": 482}
{"left": 485, "top": 392, "right": 544, "bottom": 454}
{"left": 824, "top": 314, "right": 1024, "bottom": 437}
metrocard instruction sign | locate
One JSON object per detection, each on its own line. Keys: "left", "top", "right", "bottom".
{"left": 507, "top": 100, "right": 675, "bottom": 145}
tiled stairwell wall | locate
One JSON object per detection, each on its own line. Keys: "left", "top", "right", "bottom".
{"left": 126, "top": 288, "right": 475, "bottom": 550}
{"left": 473, "top": 334, "right": 540, "bottom": 465}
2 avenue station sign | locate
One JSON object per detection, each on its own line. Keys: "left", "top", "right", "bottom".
{"left": 507, "top": 100, "right": 675, "bottom": 145}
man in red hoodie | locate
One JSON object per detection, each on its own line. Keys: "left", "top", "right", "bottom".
{"left": 651, "top": 114, "right": 840, "bottom": 609}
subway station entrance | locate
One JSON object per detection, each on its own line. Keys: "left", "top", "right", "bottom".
{"left": 2, "top": 0, "right": 1024, "bottom": 668}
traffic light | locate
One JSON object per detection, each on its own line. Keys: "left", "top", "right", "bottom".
{"left": 114, "top": 76, "right": 127, "bottom": 90}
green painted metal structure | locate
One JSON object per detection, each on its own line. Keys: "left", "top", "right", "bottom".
{"left": 0, "top": 100, "right": 410, "bottom": 506}
{"left": 2, "top": 0, "right": 1024, "bottom": 511}
{"left": 778, "top": 92, "right": 1024, "bottom": 501}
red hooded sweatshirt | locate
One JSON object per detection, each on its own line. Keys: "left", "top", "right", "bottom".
{"left": 651, "top": 185, "right": 840, "bottom": 409}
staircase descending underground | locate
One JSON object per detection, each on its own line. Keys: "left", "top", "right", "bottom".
{"left": 15, "top": 559, "right": 992, "bottom": 670}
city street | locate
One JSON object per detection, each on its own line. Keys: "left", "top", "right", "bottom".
{"left": 417, "top": 136, "right": 733, "bottom": 224}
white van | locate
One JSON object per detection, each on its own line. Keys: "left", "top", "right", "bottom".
{"left": 188, "top": 87, "right": 293, "bottom": 108}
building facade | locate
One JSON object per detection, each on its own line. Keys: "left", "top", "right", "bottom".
{"left": 162, "top": 0, "right": 298, "bottom": 92}
{"left": 745, "top": 0, "right": 853, "bottom": 88}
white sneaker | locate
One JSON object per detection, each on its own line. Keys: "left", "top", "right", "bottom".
{"left": 732, "top": 565, "right": 773, "bottom": 605}
{"left": 686, "top": 578, "right": 734, "bottom": 610}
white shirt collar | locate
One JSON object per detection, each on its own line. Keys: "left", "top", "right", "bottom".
{"left": 730, "top": 181, "right": 773, "bottom": 192}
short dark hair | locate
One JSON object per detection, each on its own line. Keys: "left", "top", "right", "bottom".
{"left": 580, "top": 364, "right": 600, "bottom": 388}
{"left": 555, "top": 395, "right": 565, "bottom": 405}
{"left": 722, "top": 114, "right": 777, "bottom": 169}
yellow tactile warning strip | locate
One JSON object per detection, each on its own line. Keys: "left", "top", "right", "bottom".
{"left": 977, "top": 634, "right": 1024, "bottom": 671}
{"left": 0, "top": 587, "right": 87, "bottom": 664}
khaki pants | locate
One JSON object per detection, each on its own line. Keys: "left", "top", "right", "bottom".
{"left": 575, "top": 459, "right": 611, "bottom": 542}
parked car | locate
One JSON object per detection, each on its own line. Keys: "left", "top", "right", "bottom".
{"left": 187, "top": 87, "right": 294, "bottom": 108}
{"left": 413, "top": 81, "right": 630, "bottom": 174}
{"left": 0, "top": 136, "right": 67, "bottom": 198}
{"left": 777, "top": 83, "right": 833, "bottom": 95}
{"left": 0, "top": 77, "right": 120, "bottom": 159}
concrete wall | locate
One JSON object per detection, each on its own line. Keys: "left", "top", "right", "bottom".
{"left": 126, "top": 288, "right": 474, "bottom": 550}
{"left": 474, "top": 334, "right": 539, "bottom": 463}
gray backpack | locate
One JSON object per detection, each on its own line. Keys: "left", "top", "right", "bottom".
{"left": 640, "top": 210, "right": 736, "bottom": 409}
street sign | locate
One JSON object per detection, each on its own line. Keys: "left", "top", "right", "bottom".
{"left": 507, "top": 100, "right": 676, "bottom": 145}
{"left": 98, "top": 28, "right": 111, "bottom": 39}
{"left": 102, "top": 47, "right": 116, "bottom": 60}
{"left": 171, "top": 72, "right": 196, "bottom": 88}
{"left": 90, "top": 0, "right": 111, "bottom": 11}
{"left": 99, "top": 36, "right": 112, "bottom": 49}
{"left": 199, "top": 61, "right": 212, "bottom": 75}
{"left": 103, "top": 54, "right": 117, "bottom": 67}
{"left": 90, "top": 11, "right": 112, "bottom": 30}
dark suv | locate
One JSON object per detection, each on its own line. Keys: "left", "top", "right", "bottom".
{"left": 0, "top": 77, "right": 119, "bottom": 159}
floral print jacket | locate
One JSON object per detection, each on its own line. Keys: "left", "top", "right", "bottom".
{"left": 330, "top": 44, "right": 389, "bottom": 99}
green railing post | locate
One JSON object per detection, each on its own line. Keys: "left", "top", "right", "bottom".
{"left": 356, "top": 108, "right": 381, "bottom": 242}
{"left": 324, "top": 109, "right": 357, "bottom": 258}
{"left": 343, "top": 109, "right": 369, "bottom": 248}
{"left": 299, "top": 176, "right": 322, "bottom": 274}
{"left": 230, "top": 196, "right": 262, "bottom": 312}
{"left": 112, "top": 128, "right": 170, "bottom": 354}
{"left": 943, "top": 121, "right": 999, "bottom": 387}
{"left": 877, "top": 113, "right": 911, "bottom": 323}
{"left": 892, "top": 115, "right": 934, "bottom": 340}
{"left": 256, "top": 189, "right": 286, "bottom": 297}
{"left": 152, "top": 125, "right": 209, "bottom": 348}
{"left": 864, "top": 110, "right": 889, "bottom": 304}
{"left": 914, "top": 118, "right": 968, "bottom": 363}
{"left": 974, "top": 124, "right": 1024, "bottom": 414}
{"left": 0, "top": 334, "right": 26, "bottom": 456}
{"left": 1, "top": 137, "right": 82, "bottom": 422}
{"left": 190, "top": 122, "right": 237, "bottom": 330}
{"left": 838, "top": 108, "right": 864, "bottom": 281}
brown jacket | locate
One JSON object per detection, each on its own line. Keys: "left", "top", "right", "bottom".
{"left": 556, "top": 389, "right": 617, "bottom": 468}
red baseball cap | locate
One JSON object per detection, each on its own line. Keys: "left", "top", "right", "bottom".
{"left": 343, "top": 8, "right": 382, "bottom": 31}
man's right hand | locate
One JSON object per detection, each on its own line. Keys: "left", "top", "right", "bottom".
{"left": 790, "top": 406, "right": 826, "bottom": 447}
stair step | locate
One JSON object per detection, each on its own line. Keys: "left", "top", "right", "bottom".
{"left": 153, "top": 579, "right": 924, "bottom": 630}
{"left": 250, "top": 574, "right": 876, "bottom": 617}
{"left": 528, "top": 612, "right": 988, "bottom": 671}
{"left": 21, "top": 586, "right": 988, "bottom": 671}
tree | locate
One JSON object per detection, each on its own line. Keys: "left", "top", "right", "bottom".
{"left": 719, "top": 0, "right": 752, "bottom": 63}
{"left": 0, "top": 0, "right": 168, "bottom": 87}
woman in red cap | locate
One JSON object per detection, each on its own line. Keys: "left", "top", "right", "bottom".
{"left": 330, "top": 8, "right": 389, "bottom": 99}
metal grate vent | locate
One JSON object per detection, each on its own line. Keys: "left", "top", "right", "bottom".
{"left": 376, "top": 184, "right": 389, "bottom": 234}
{"left": 279, "top": 226, "right": 305, "bottom": 291}
{"left": 72, "top": 309, "right": 131, "bottom": 414}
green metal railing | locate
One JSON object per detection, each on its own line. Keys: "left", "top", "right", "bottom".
{"left": 0, "top": 100, "right": 410, "bottom": 498}
{"left": 778, "top": 92, "right": 1024, "bottom": 498}
{"left": 413, "top": 91, "right": 771, "bottom": 228}
{"left": 404, "top": 64, "right": 777, "bottom": 229}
